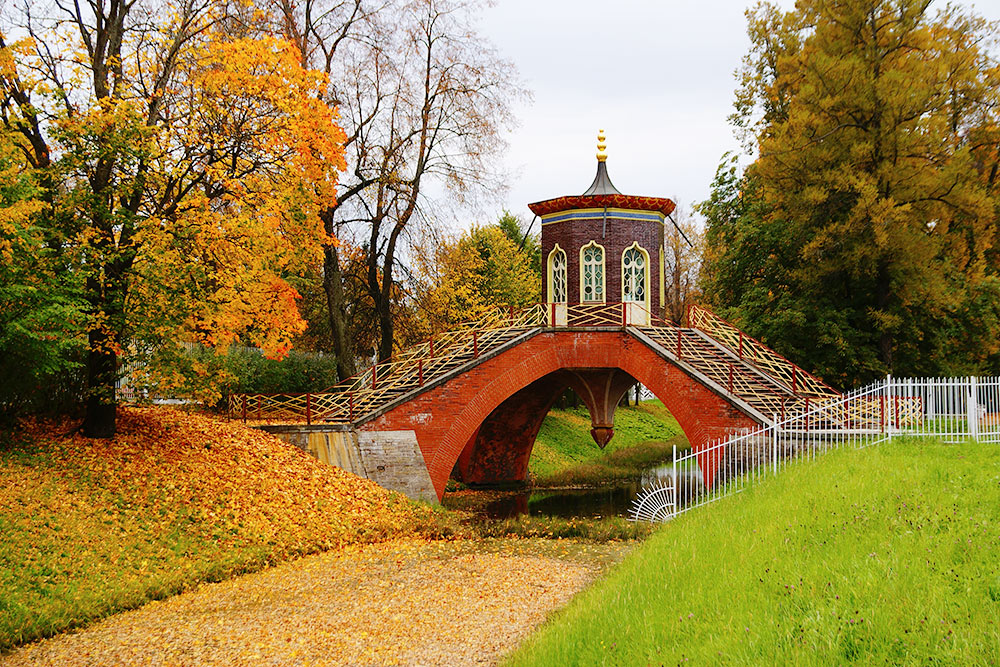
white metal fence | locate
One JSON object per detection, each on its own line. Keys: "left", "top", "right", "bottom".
{"left": 633, "top": 376, "right": 1000, "bottom": 521}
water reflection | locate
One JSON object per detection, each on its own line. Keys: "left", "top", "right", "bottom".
{"left": 448, "top": 460, "right": 703, "bottom": 520}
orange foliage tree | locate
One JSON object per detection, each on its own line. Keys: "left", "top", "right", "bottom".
{"left": 0, "top": 3, "right": 346, "bottom": 436}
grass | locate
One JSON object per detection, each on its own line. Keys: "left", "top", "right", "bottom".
{"left": 473, "top": 515, "right": 654, "bottom": 541}
{"left": 0, "top": 408, "right": 441, "bottom": 653}
{"left": 529, "top": 400, "right": 685, "bottom": 485}
{"left": 506, "top": 436, "right": 1000, "bottom": 665}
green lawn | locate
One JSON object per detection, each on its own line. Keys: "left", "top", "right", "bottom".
{"left": 529, "top": 400, "right": 685, "bottom": 485}
{"left": 507, "top": 437, "right": 1000, "bottom": 665}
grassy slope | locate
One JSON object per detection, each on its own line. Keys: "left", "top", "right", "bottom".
{"left": 507, "top": 437, "right": 1000, "bottom": 665}
{"left": 528, "top": 400, "right": 685, "bottom": 485}
{"left": 0, "top": 408, "right": 437, "bottom": 652}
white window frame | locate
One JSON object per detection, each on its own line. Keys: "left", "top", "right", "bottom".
{"left": 547, "top": 244, "right": 568, "bottom": 304}
{"left": 621, "top": 242, "right": 650, "bottom": 311}
{"left": 579, "top": 241, "right": 606, "bottom": 303}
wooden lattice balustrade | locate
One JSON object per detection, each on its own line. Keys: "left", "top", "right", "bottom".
{"left": 228, "top": 303, "right": 849, "bottom": 427}
{"left": 687, "top": 305, "right": 840, "bottom": 399}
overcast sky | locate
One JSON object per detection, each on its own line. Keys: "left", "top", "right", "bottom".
{"left": 472, "top": 0, "right": 1000, "bottom": 227}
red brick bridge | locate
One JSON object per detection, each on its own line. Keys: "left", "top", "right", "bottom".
{"left": 235, "top": 304, "right": 839, "bottom": 502}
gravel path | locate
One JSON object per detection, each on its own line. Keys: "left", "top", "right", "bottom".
{"left": 3, "top": 539, "right": 618, "bottom": 666}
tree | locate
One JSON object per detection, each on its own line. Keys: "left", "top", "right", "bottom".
{"left": 663, "top": 207, "right": 703, "bottom": 325}
{"left": 702, "top": 0, "right": 1000, "bottom": 386}
{"left": 1, "top": 3, "right": 345, "bottom": 435}
{"left": 497, "top": 209, "right": 541, "bottom": 276}
{"left": 0, "top": 126, "right": 85, "bottom": 421}
{"left": 271, "top": 0, "right": 525, "bottom": 373}
{"left": 410, "top": 218, "right": 540, "bottom": 338}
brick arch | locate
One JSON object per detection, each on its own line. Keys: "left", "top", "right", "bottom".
{"left": 363, "top": 330, "right": 759, "bottom": 500}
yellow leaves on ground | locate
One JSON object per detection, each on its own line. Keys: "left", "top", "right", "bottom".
{"left": 2, "top": 540, "right": 597, "bottom": 667}
{"left": 0, "top": 407, "right": 433, "bottom": 650}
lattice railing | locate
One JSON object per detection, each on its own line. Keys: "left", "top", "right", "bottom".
{"left": 230, "top": 306, "right": 547, "bottom": 424}
{"left": 687, "top": 305, "right": 839, "bottom": 399}
{"left": 638, "top": 325, "right": 798, "bottom": 419}
{"left": 228, "top": 303, "right": 841, "bottom": 426}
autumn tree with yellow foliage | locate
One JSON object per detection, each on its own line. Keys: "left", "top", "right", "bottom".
{"left": 0, "top": 2, "right": 346, "bottom": 435}
{"left": 409, "top": 216, "right": 540, "bottom": 341}
{"left": 701, "top": 0, "right": 1000, "bottom": 386}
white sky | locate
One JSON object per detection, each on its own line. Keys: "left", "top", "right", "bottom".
{"left": 474, "top": 0, "right": 1000, "bottom": 226}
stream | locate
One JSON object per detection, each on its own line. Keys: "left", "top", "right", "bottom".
{"left": 442, "top": 459, "right": 704, "bottom": 519}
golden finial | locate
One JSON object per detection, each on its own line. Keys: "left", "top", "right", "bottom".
{"left": 596, "top": 129, "right": 607, "bottom": 162}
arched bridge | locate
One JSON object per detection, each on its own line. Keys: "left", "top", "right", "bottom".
{"left": 231, "top": 303, "right": 840, "bottom": 502}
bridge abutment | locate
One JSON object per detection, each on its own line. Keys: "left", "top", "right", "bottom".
{"left": 261, "top": 424, "right": 437, "bottom": 503}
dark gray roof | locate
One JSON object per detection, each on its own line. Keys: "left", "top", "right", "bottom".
{"left": 581, "top": 161, "right": 621, "bottom": 196}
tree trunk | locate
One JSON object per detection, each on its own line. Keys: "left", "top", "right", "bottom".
{"left": 82, "top": 279, "right": 118, "bottom": 438}
{"left": 377, "top": 301, "right": 393, "bottom": 362}
{"left": 323, "top": 242, "right": 357, "bottom": 380}
{"left": 376, "top": 222, "right": 406, "bottom": 362}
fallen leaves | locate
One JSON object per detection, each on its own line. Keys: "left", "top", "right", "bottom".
{"left": 2, "top": 539, "right": 597, "bottom": 666}
{"left": 0, "top": 407, "right": 435, "bottom": 650}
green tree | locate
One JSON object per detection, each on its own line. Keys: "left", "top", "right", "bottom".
{"left": 702, "top": 0, "right": 1000, "bottom": 386}
{"left": 0, "top": 130, "right": 85, "bottom": 421}
{"left": 497, "top": 209, "right": 542, "bottom": 276}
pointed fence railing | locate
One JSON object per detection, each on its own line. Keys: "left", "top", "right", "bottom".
{"left": 632, "top": 375, "right": 1000, "bottom": 522}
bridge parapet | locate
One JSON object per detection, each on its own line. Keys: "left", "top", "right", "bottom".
{"left": 228, "top": 303, "right": 841, "bottom": 427}
{"left": 687, "top": 305, "right": 839, "bottom": 399}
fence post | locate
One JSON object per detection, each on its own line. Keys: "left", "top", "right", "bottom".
{"left": 349, "top": 392, "right": 355, "bottom": 422}
{"left": 372, "top": 363, "right": 377, "bottom": 390}
{"left": 791, "top": 367, "right": 798, "bottom": 393}
{"left": 671, "top": 442, "right": 677, "bottom": 496}
{"left": 969, "top": 376, "right": 979, "bottom": 440}
{"left": 418, "top": 359, "right": 424, "bottom": 386}
{"left": 739, "top": 332, "right": 744, "bottom": 359}
{"left": 429, "top": 336, "right": 435, "bottom": 358}
{"left": 306, "top": 393, "right": 312, "bottom": 426}
{"left": 622, "top": 302, "right": 627, "bottom": 327}
{"left": 551, "top": 302, "right": 556, "bottom": 327}
{"left": 879, "top": 375, "right": 892, "bottom": 440}
{"left": 771, "top": 415, "right": 779, "bottom": 477}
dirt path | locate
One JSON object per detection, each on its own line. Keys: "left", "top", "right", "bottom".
{"left": 4, "top": 539, "right": 630, "bottom": 666}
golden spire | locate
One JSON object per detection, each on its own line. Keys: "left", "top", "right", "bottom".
{"left": 596, "top": 129, "right": 607, "bottom": 162}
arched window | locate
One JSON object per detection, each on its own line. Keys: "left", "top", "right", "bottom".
{"left": 547, "top": 245, "right": 567, "bottom": 303}
{"left": 622, "top": 243, "right": 649, "bottom": 304}
{"left": 580, "top": 241, "right": 606, "bottom": 303}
